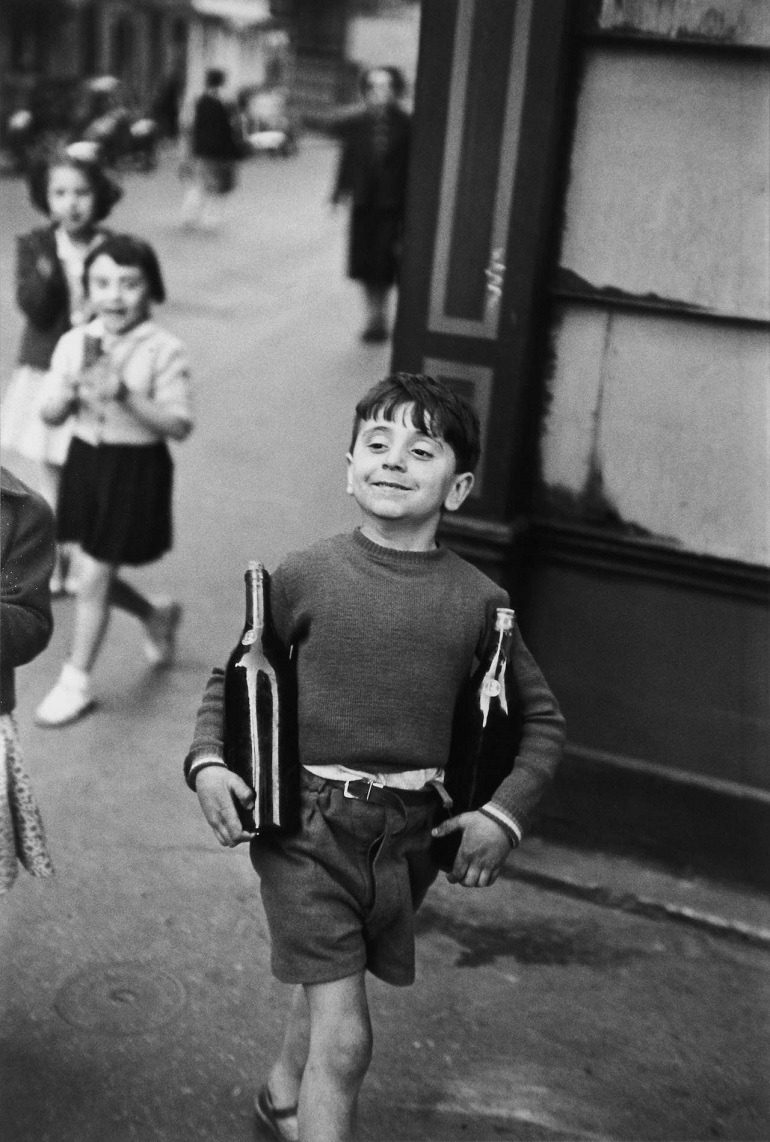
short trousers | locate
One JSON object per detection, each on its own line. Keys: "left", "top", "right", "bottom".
{"left": 58, "top": 436, "right": 173, "bottom": 566}
{"left": 250, "top": 770, "right": 442, "bottom": 987}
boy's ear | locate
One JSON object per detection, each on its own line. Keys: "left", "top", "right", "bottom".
{"left": 443, "top": 471, "right": 474, "bottom": 513}
{"left": 345, "top": 451, "right": 354, "bottom": 495}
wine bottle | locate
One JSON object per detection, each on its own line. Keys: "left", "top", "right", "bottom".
{"left": 223, "top": 561, "right": 299, "bottom": 835}
{"left": 432, "top": 607, "right": 522, "bottom": 871}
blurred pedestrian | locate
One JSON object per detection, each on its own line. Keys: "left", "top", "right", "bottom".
{"left": 1, "top": 466, "right": 56, "bottom": 892}
{"left": 330, "top": 67, "right": 411, "bottom": 342}
{"left": 34, "top": 234, "right": 194, "bottom": 729}
{"left": 0, "top": 147, "right": 122, "bottom": 594}
{"left": 180, "top": 68, "right": 244, "bottom": 231}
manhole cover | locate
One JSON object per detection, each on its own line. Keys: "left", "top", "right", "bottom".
{"left": 54, "top": 963, "right": 186, "bottom": 1034}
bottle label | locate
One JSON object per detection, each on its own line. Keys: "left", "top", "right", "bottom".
{"left": 242, "top": 630, "right": 257, "bottom": 645}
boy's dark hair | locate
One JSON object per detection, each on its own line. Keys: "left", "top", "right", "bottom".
{"left": 27, "top": 149, "right": 123, "bottom": 222}
{"left": 83, "top": 233, "right": 166, "bottom": 304}
{"left": 351, "top": 373, "right": 481, "bottom": 474}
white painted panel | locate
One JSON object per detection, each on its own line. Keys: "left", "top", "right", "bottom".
{"left": 540, "top": 307, "right": 608, "bottom": 492}
{"left": 560, "top": 50, "right": 770, "bottom": 319}
{"left": 543, "top": 307, "right": 770, "bottom": 565}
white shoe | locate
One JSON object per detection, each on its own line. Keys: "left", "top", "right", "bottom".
{"left": 49, "top": 568, "right": 65, "bottom": 597}
{"left": 143, "top": 600, "right": 182, "bottom": 667}
{"left": 35, "top": 664, "right": 94, "bottom": 728}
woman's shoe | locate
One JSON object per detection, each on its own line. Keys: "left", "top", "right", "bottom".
{"left": 254, "top": 1085, "right": 298, "bottom": 1142}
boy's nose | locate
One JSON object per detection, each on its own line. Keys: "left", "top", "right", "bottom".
{"left": 382, "top": 450, "right": 406, "bottom": 470}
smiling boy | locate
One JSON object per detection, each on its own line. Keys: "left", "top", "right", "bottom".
{"left": 185, "top": 373, "right": 565, "bottom": 1142}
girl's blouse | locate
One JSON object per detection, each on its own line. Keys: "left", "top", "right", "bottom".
{"left": 54, "top": 227, "right": 103, "bottom": 325}
{"left": 41, "top": 318, "right": 193, "bottom": 446}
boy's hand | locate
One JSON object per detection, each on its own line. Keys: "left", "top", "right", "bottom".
{"left": 432, "top": 810, "right": 513, "bottom": 887}
{"left": 195, "top": 766, "right": 256, "bottom": 847}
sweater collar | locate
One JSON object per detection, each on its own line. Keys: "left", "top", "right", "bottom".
{"left": 351, "top": 527, "right": 447, "bottom": 568}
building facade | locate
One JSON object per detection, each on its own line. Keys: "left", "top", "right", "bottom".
{"left": 392, "top": 0, "right": 770, "bottom": 884}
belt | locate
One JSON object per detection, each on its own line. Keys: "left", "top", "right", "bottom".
{"left": 327, "top": 777, "right": 441, "bottom": 809}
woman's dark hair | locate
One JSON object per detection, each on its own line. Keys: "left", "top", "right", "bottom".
{"left": 359, "top": 66, "right": 406, "bottom": 101}
{"left": 83, "top": 233, "right": 166, "bottom": 304}
{"left": 351, "top": 373, "right": 481, "bottom": 474}
{"left": 27, "top": 149, "right": 123, "bottom": 222}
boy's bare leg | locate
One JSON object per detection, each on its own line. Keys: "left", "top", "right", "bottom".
{"left": 299, "top": 972, "right": 373, "bottom": 1142}
{"left": 266, "top": 985, "right": 309, "bottom": 1128}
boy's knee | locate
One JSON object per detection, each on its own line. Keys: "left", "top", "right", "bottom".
{"left": 313, "top": 1015, "right": 372, "bottom": 1080}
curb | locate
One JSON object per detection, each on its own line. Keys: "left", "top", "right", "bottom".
{"left": 503, "top": 864, "right": 770, "bottom": 951}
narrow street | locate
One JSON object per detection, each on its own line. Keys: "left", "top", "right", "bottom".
{"left": 1, "top": 143, "right": 769, "bottom": 1142}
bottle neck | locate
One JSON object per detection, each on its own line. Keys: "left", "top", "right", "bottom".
{"left": 244, "top": 565, "right": 265, "bottom": 635}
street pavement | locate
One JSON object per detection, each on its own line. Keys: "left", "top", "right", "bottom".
{"left": 1, "top": 140, "right": 769, "bottom": 1142}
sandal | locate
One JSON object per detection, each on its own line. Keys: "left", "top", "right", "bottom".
{"left": 254, "top": 1084, "right": 298, "bottom": 1142}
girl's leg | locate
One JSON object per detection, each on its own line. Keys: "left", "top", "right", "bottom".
{"left": 34, "top": 552, "right": 112, "bottom": 726}
{"left": 109, "top": 577, "right": 182, "bottom": 667}
{"left": 68, "top": 553, "right": 116, "bottom": 673}
{"left": 298, "top": 972, "right": 373, "bottom": 1142}
{"left": 37, "top": 461, "right": 67, "bottom": 591}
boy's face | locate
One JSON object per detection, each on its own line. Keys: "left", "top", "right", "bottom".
{"left": 346, "top": 404, "right": 474, "bottom": 546}
{"left": 87, "top": 253, "right": 150, "bottom": 336}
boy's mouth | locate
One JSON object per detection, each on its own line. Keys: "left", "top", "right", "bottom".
{"left": 372, "top": 480, "right": 410, "bottom": 490}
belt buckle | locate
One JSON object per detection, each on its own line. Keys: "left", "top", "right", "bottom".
{"left": 343, "top": 778, "right": 384, "bottom": 801}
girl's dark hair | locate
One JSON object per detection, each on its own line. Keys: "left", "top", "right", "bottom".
{"left": 359, "top": 66, "right": 406, "bottom": 100}
{"left": 351, "top": 373, "right": 481, "bottom": 474}
{"left": 83, "top": 233, "right": 166, "bottom": 303}
{"left": 27, "top": 149, "right": 123, "bottom": 222}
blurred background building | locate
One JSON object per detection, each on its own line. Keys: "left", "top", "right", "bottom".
{"left": 392, "top": 0, "right": 770, "bottom": 887}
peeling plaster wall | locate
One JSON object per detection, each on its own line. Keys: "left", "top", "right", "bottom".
{"left": 542, "top": 308, "right": 770, "bottom": 563}
{"left": 541, "top": 41, "right": 770, "bottom": 566}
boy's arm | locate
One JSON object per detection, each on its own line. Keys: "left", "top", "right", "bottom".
{"left": 481, "top": 631, "right": 566, "bottom": 836}
{"left": 184, "top": 668, "right": 256, "bottom": 846}
{"left": 432, "top": 630, "right": 565, "bottom": 887}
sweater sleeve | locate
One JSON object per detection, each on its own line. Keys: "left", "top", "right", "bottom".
{"left": 483, "top": 629, "right": 566, "bottom": 837}
{"left": 1, "top": 485, "right": 55, "bottom": 669}
{"left": 183, "top": 668, "right": 226, "bottom": 788}
{"left": 16, "top": 232, "right": 69, "bottom": 330}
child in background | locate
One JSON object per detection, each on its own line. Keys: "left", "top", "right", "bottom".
{"left": 0, "top": 147, "right": 123, "bottom": 593}
{"left": 185, "top": 373, "right": 565, "bottom": 1142}
{"left": 34, "top": 234, "right": 194, "bottom": 729}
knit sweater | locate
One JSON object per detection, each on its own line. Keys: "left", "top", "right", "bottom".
{"left": 185, "top": 530, "right": 565, "bottom": 833}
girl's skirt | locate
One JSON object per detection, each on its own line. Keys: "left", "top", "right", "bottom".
{"left": 0, "top": 365, "right": 73, "bottom": 466}
{"left": 58, "top": 437, "right": 173, "bottom": 566}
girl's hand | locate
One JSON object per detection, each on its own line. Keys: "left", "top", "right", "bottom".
{"left": 35, "top": 254, "right": 55, "bottom": 278}
{"left": 431, "top": 810, "right": 513, "bottom": 887}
